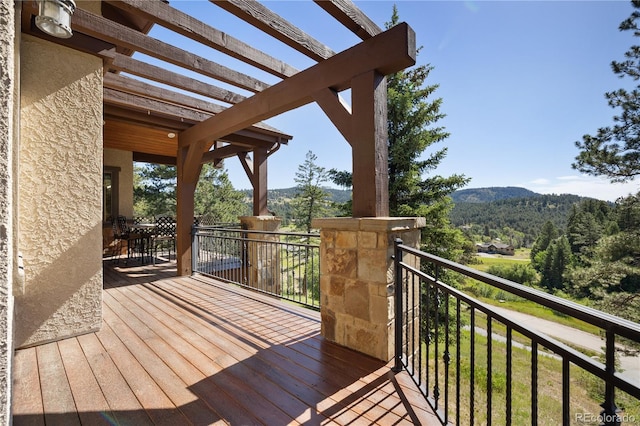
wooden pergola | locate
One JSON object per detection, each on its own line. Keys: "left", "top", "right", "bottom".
{"left": 20, "top": 0, "right": 416, "bottom": 275}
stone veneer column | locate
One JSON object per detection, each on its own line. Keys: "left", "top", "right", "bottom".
{"left": 239, "top": 216, "right": 282, "bottom": 294}
{"left": 312, "top": 217, "right": 425, "bottom": 361}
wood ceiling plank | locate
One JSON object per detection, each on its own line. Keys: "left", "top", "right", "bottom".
{"left": 72, "top": 7, "right": 269, "bottom": 93}
{"left": 212, "top": 0, "right": 335, "bottom": 62}
{"left": 104, "top": 121, "right": 178, "bottom": 157}
{"left": 105, "top": 0, "right": 298, "bottom": 79}
{"left": 313, "top": 0, "right": 381, "bottom": 40}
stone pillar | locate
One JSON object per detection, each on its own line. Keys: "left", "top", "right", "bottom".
{"left": 312, "top": 217, "right": 425, "bottom": 361}
{"left": 239, "top": 216, "right": 282, "bottom": 294}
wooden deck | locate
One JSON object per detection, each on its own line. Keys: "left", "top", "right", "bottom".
{"left": 12, "top": 260, "right": 439, "bottom": 425}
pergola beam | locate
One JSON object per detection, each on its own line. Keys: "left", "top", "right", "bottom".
{"left": 105, "top": 0, "right": 299, "bottom": 79}
{"left": 314, "top": 0, "right": 382, "bottom": 40}
{"left": 212, "top": 0, "right": 336, "bottom": 61}
{"left": 101, "top": 50, "right": 246, "bottom": 105}
{"left": 179, "top": 22, "right": 416, "bottom": 183}
{"left": 73, "top": 7, "right": 269, "bottom": 93}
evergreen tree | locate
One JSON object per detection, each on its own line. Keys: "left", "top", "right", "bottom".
{"left": 573, "top": 0, "right": 640, "bottom": 182}
{"left": 134, "top": 163, "right": 247, "bottom": 222}
{"left": 327, "top": 168, "right": 352, "bottom": 217}
{"left": 530, "top": 220, "right": 558, "bottom": 271}
{"left": 322, "top": 7, "right": 472, "bottom": 262}
{"left": 291, "top": 151, "right": 330, "bottom": 233}
{"left": 134, "top": 163, "right": 177, "bottom": 217}
{"left": 386, "top": 8, "right": 469, "bottom": 219}
{"left": 385, "top": 7, "right": 471, "bottom": 262}
{"left": 194, "top": 164, "right": 248, "bottom": 223}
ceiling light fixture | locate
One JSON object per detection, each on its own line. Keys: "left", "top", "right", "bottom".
{"left": 167, "top": 132, "right": 176, "bottom": 139}
{"left": 35, "top": 0, "right": 76, "bottom": 39}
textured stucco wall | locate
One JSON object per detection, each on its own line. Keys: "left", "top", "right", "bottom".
{"left": 16, "top": 35, "right": 103, "bottom": 348}
{"left": 0, "top": 0, "right": 16, "bottom": 423}
{"left": 104, "top": 148, "right": 133, "bottom": 218}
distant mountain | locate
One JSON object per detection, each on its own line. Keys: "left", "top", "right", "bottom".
{"left": 450, "top": 189, "right": 596, "bottom": 246}
{"left": 451, "top": 187, "right": 539, "bottom": 203}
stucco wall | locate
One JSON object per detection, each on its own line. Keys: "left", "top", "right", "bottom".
{"left": 16, "top": 35, "right": 103, "bottom": 348}
{"left": 104, "top": 148, "right": 133, "bottom": 219}
{"left": 0, "top": 0, "right": 16, "bottom": 422}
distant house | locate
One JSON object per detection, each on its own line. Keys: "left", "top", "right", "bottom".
{"left": 476, "top": 242, "right": 515, "bottom": 256}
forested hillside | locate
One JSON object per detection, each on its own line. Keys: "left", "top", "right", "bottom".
{"left": 243, "top": 185, "right": 596, "bottom": 248}
{"left": 450, "top": 188, "right": 595, "bottom": 247}
{"left": 452, "top": 186, "right": 538, "bottom": 203}
{"left": 240, "top": 187, "right": 351, "bottom": 223}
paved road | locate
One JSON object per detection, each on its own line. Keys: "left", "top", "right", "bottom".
{"left": 487, "top": 305, "right": 640, "bottom": 383}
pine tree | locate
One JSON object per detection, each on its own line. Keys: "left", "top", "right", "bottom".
{"left": 387, "top": 7, "right": 471, "bottom": 262}
{"left": 573, "top": 0, "right": 640, "bottom": 182}
{"left": 292, "top": 151, "right": 330, "bottom": 233}
{"left": 194, "top": 164, "right": 248, "bottom": 223}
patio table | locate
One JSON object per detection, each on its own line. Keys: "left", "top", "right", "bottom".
{"left": 129, "top": 223, "right": 156, "bottom": 264}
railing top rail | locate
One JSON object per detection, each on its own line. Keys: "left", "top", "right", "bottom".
{"left": 395, "top": 239, "right": 640, "bottom": 343}
{"left": 193, "top": 225, "right": 320, "bottom": 239}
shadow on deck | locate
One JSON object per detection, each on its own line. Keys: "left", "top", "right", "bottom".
{"left": 12, "top": 260, "right": 439, "bottom": 425}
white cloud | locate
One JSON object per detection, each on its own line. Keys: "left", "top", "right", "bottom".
{"left": 530, "top": 178, "right": 551, "bottom": 185}
{"left": 526, "top": 176, "right": 638, "bottom": 202}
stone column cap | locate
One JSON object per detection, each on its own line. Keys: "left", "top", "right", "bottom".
{"left": 312, "top": 217, "right": 426, "bottom": 232}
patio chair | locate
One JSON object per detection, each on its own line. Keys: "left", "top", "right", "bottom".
{"left": 152, "top": 216, "right": 176, "bottom": 264}
{"left": 114, "top": 215, "right": 143, "bottom": 264}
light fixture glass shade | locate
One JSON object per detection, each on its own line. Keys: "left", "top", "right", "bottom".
{"left": 35, "top": 0, "right": 76, "bottom": 39}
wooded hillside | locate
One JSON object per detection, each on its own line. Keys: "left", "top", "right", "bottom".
{"left": 450, "top": 187, "right": 598, "bottom": 246}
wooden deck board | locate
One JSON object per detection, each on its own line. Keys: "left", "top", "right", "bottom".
{"left": 12, "top": 261, "right": 439, "bottom": 425}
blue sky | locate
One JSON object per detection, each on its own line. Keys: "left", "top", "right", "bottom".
{"left": 146, "top": 1, "right": 638, "bottom": 201}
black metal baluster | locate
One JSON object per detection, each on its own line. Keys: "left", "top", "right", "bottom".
{"left": 531, "top": 341, "right": 538, "bottom": 426}
{"left": 487, "top": 316, "right": 492, "bottom": 426}
{"left": 393, "top": 239, "right": 403, "bottom": 373}
{"left": 433, "top": 269, "right": 440, "bottom": 408}
{"left": 470, "top": 307, "right": 475, "bottom": 426}
{"left": 563, "top": 357, "right": 570, "bottom": 426}
{"left": 601, "top": 329, "right": 621, "bottom": 426}
{"left": 444, "top": 290, "right": 450, "bottom": 424}
{"left": 425, "top": 276, "right": 430, "bottom": 393}
{"left": 456, "top": 299, "right": 461, "bottom": 425}
{"left": 506, "top": 326, "right": 512, "bottom": 425}
{"left": 414, "top": 274, "right": 420, "bottom": 386}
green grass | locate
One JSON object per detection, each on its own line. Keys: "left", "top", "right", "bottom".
{"left": 473, "top": 255, "right": 531, "bottom": 272}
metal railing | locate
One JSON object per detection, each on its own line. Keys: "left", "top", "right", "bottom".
{"left": 393, "top": 239, "right": 640, "bottom": 425}
{"left": 192, "top": 225, "right": 321, "bottom": 309}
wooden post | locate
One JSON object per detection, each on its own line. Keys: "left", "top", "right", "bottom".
{"left": 351, "top": 71, "right": 389, "bottom": 217}
{"left": 176, "top": 145, "right": 201, "bottom": 276}
{"left": 252, "top": 147, "right": 268, "bottom": 216}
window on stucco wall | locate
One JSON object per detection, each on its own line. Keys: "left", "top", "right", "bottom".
{"left": 103, "top": 166, "right": 120, "bottom": 223}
